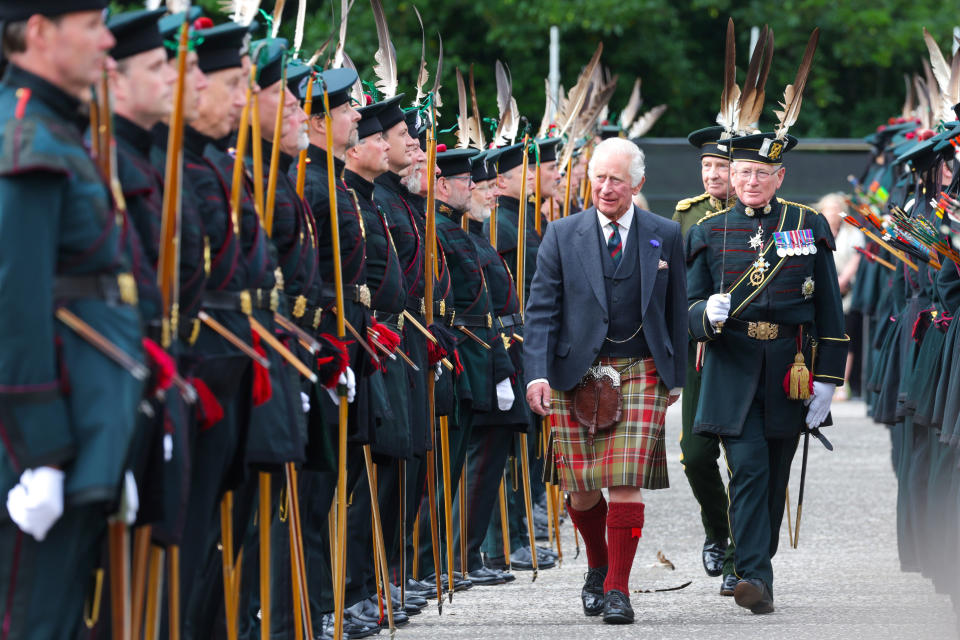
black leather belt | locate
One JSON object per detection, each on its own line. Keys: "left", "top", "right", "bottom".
{"left": 725, "top": 317, "right": 799, "bottom": 341}
{"left": 373, "top": 311, "right": 404, "bottom": 330}
{"left": 202, "top": 288, "right": 278, "bottom": 314}
{"left": 53, "top": 273, "right": 138, "bottom": 306}
{"left": 497, "top": 312, "right": 523, "bottom": 329}
{"left": 321, "top": 283, "right": 371, "bottom": 308}
{"left": 453, "top": 313, "right": 493, "bottom": 329}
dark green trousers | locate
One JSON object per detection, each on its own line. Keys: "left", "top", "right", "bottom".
{"left": 680, "top": 341, "right": 730, "bottom": 544}
{"left": 416, "top": 406, "right": 473, "bottom": 577}
{"left": 719, "top": 376, "right": 799, "bottom": 592}
{"left": 0, "top": 504, "right": 104, "bottom": 640}
{"left": 453, "top": 424, "right": 514, "bottom": 572}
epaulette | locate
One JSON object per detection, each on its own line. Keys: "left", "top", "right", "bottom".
{"left": 777, "top": 197, "right": 820, "bottom": 215}
{"left": 675, "top": 192, "right": 710, "bottom": 212}
{"left": 695, "top": 205, "right": 732, "bottom": 225}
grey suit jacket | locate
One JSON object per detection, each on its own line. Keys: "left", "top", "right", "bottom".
{"left": 523, "top": 205, "right": 688, "bottom": 391}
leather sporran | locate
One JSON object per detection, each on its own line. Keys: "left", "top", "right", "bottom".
{"left": 571, "top": 364, "right": 623, "bottom": 445}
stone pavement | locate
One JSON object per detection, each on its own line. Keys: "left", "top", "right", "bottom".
{"left": 404, "top": 399, "right": 958, "bottom": 639}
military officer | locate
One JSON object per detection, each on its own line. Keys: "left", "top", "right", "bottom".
{"left": 295, "top": 68, "right": 380, "bottom": 639}
{"left": 340, "top": 98, "right": 417, "bottom": 626}
{"left": 0, "top": 3, "right": 145, "bottom": 637}
{"left": 686, "top": 131, "right": 848, "bottom": 614}
{"left": 459, "top": 149, "right": 525, "bottom": 585}
{"left": 674, "top": 125, "right": 738, "bottom": 592}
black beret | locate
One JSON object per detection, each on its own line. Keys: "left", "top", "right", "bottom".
{"left": 108, "top": 8, "right": 165, "bottom": 61}
{"left": 436, "top": 147, "right": 478, "bottom": 177}
{"left": 0, "top": 0, "right": 107, "bottom": 21}
{"left": 303, "top": 68, "right": 357, "bottom": 113}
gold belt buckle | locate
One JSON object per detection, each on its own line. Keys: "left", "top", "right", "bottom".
{"left": 486, "top": 313, "right": 493, "bottom": 328}
{"left": 747, "top": 321, "right": 778, "bottom": 340}
{"left": 397, "top": 313, "right": 405, "bottom": 331}
{"left": 269, "top": 289, "right": 279, "bottom": 312}
{"left": 239, "top": 290, "right": 253, "bottom": 315}
{"left": 439, "top": 299, "right": 446, "bottom": 317}
{"left": 447, "top": 309, "right": 456, "bottom": 326}
{"left": 292, "top": 295, "right": 307, "bottom": 318}
{"left": 358, "top": 284, "right": 371, "bottom": 308}
{"left": 419, "top": 298, "right": 426, "bottom": 315}
{"left": 117, "top": 273, "right": 139, "bottom": 306}
{"left": 312, "top": 307, "right": 323, "bottom": 329}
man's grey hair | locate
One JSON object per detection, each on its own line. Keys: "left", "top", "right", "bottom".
{"left": 588, "top": 137, "right": 645, "bottom": 187}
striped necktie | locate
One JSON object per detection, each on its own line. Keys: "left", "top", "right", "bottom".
{"left": 607, "top": 221, "right": 623, "bottom": 265}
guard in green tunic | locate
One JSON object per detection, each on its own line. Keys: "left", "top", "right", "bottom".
{"left": 0, "top": 3, "right": 146, "bottom": 638}
{"left": 686, "top": 129, "right": 848, "bottom": 614}
{"left": 674, "top": 125, "right": 737, "bottom": 592}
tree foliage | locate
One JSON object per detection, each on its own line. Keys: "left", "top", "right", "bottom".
{"left": 143, "top": 0, "right": 955, "bottom": 140}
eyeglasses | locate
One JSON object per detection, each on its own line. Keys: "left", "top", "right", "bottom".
{"left": 733, "top": 168, "right": 780, "bottom": 181}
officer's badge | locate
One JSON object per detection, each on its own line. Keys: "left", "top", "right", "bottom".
{"left": 748, "top": 228, "right": 764, "bottom": 250}
{"left": 760, "top": 137, "right": 784, "bottom": 161}
{"left": 802, "top": 276, "right": 815, "bottom": 299}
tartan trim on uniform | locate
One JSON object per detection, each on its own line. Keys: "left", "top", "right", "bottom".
{"left": 550, "top": 357, "right": 669, "bottom": 492}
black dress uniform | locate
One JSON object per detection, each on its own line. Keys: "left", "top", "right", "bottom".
{"left": 674, "top": 125, "right": 738, "bottom": 582}
{"left": 0, "top": 6, "right": 146, "bottom": 633}
{"left": 686, "top": 134, "right": 847, "bottom": 608}
{"left": 460, "top": 151, "right": 529, "bottom": 582}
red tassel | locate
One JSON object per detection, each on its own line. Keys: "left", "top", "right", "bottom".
{"left": 631, "top": 527, "right": 643, "bottom": 539}
{"left": 427, "top": 338, "right": 448, "bottom": 366}
{"left": 367, "top": 319, "right": 401, "bottom": 370}
{"left": 318, "top": 333, "right": 349, "bottom": 388}
{"left": 251, "top": 330, "right": 272, "bottom": 406}
{"left": 452, "top": 349, "right": 464, "bottom": 376}
{"left": 142, "top": 337, "right": 176, "bottom": 394}
{"left": 191, "top": 377, "right": 224, "bottom": 431}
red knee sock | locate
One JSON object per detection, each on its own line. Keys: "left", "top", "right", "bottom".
{"left": 604, "top": 502, "right": 645, "bottom": 594}
{"left": 566, "top": 496, "right": 608, "bottom": 569}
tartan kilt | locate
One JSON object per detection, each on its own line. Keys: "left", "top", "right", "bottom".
{"left": 549, "top": 356, "right": 669, "bottom": 492}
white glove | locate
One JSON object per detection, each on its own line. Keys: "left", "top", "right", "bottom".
{"left": 496, "top": 378, "right": 515, "bottom": 411}
{"left": 6, "top": 466, "right": 65, "bottom": 541}
{"left": 115, "top": 470, "right": 139, "bottom": 526}
{"left": 300, "top": 391, "right": 311, "bottom": 414}
{"left": 163, "top": 433, "right": 173, "bottom": 462}
{"left": 804, "top": 381, "right": 835, "bottom": 428}
{"left": 325, "top": 366, "right": 357, "bottom": 405}
{"left": 705, "top": 293, "right": 731, "bottom": 326}
{"left": 434, "top": 362, "right": 443, "bottom": 382}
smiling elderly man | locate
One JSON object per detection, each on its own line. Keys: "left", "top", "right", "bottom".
{"left": 685, "top": 131, "right": 847, "bottom": 615}
{"left": 524, "top": 137, "right": 687, "bottom": 624}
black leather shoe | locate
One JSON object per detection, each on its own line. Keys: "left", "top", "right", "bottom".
{"left": 702, "top": 538, "right": 727, "bottom": 577}
{"left": 404, "top": 578, "right": 434, "bottom": 597}
{"left": 483, "top": 554, "right": 509, "bottom": 571}
{"left": 536, "top": 546, "right": 558, "bottom": 562}
{"left": 346, "top": 598, "right": 381, "bottom": 625}
{"left": 581, "top": 566, "right": 607, "bottom": 616}
{"left": 467, "top": 566, "right": 506, "bottom": 585}
{"left": 720, "top": 573, "right": 737, "bottom": 596}
{"left": 510, "top": 546, "right": 556, "bottom": 570}
{"left": 602, "top": 589, "right": 634, "bottom": 624}
{"left": 341, "top": 611, "right": 381, "bottom": 639}
{"left": 733, "top": 578, "right": 774, "bottom": 614}
{"left": 423, "top": 573, "right": 474, "bottom": 593}
{"left": 389, "top": 583, "right": 427, "bottom": 609}
{"left": 495, "top": 569, "right": 516, "bottom": 583}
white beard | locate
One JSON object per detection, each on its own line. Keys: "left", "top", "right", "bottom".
{"left": 401, "top": 168, "right": 421, "bottom": 192}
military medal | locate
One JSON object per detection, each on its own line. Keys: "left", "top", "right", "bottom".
{"left": 749, "top": 257, "right": 770, "bottom": 285}
{"left": 749, "top": 228, "right": 764, "bottom": 250}
{"left": 802, "top": 276, "right": 815, "bottom": 299}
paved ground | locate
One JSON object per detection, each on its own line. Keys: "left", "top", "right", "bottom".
{"left": 404, "top": 399, "right": 958, "bottom": 639}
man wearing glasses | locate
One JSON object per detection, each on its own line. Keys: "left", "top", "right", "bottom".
{"left": 673, "top": 126, "right": 739, "bottom": 595}
{"left": 685, "top": 132, "right": 847, "bottom": 614}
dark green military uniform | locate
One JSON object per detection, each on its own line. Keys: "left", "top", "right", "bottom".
{"left": 687, "top": 175, "right": 847, "bottom": 597}
{"left": 673, "top": 192, "right": 735, "bottom": 558}
{"left": 0, "top": 49, "right": 146, "bottom": 639}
